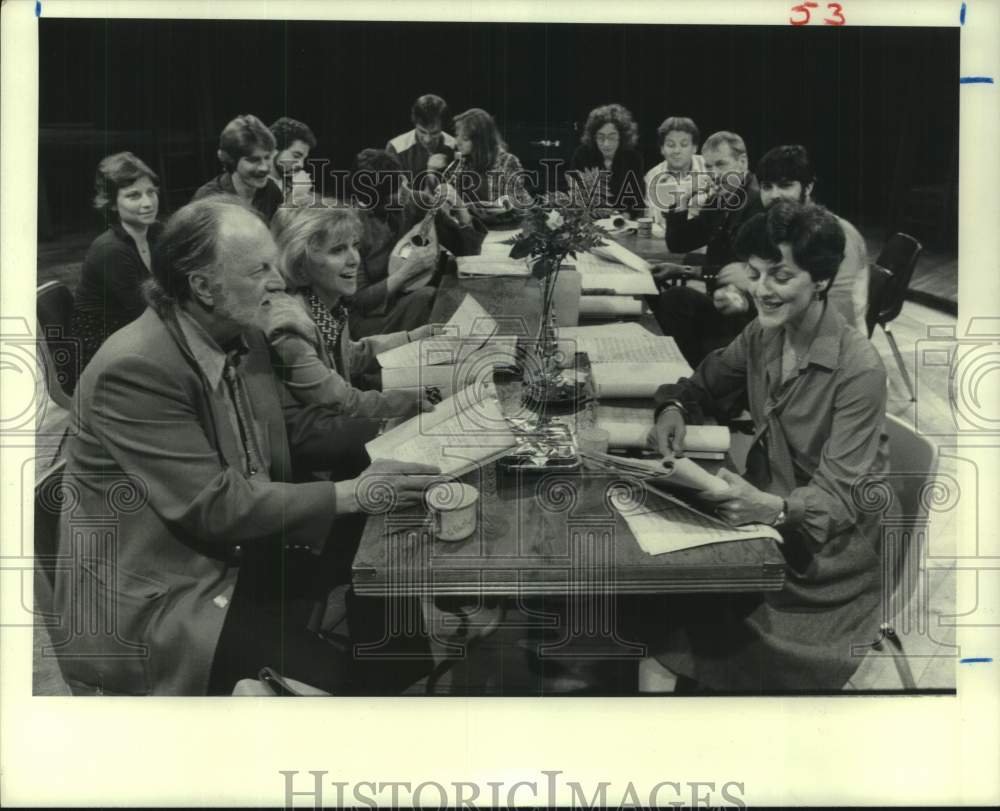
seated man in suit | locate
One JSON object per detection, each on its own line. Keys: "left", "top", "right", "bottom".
{"left": 755, "top": 144, "right": 869, "bottom": 330}
{"left": 51, "top": 198, "right": 439, "bottom": 696}
{"left": 386, "top": 93, "right": 457, "bottom": 181}
{"left": 649, "top": 130, "right": 764, "bottom": 368}
{"left": 193, "top": 114, "right": 285, "bottom": 223}
{"left": 268, "top": 116, "right": 318, "bottom": 203}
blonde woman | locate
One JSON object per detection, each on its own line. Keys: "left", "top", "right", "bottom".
{"left": 268, "top": 203, "right": 437, "bottom": 418}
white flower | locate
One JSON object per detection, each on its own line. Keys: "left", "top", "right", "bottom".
{"left": 545, "top": 210, "right": 564, "bottom": 230}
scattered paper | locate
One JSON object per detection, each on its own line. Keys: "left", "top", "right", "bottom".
{"left": 377, "top": 295, "right": 502, "bottom": 369}
{"left": 365, "top": 385, "right": 518, "bottom": 478}
{"left": 590, "top": 362, "right": 691, "bottom": 398}
{"left": 457, "top": 255, "right": 531, "bottom": 278}
{"left": 592, "top": 239, "right": 654, "bottom": 273}
{"left": 578, "top": 296, "right": 643, "bottom": 317}
{"left": 616, "top": 489, "right": 781, "bottom": 556}
{"left": 559, "top": 324, "right": 689, "bottom": 367}
{"left": 572, "top": 254, "right": 658, "bottom": 295}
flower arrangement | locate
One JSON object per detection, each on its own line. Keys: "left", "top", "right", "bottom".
{"left": 505, "top": 170, "right": 609, "bottom": 407}
{"left": 507, "top": 169, "right": 609, "bottom": 279}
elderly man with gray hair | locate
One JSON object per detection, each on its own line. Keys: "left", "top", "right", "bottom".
{"left": 52, "top": 198, "right": 439, "bottom": 696}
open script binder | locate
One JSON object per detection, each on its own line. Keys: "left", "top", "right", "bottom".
{"left": 365, "top": 384, "right": 518, "bottom": 478}
{"left": 579, "top": 450, "right": 782, "bottom": 554}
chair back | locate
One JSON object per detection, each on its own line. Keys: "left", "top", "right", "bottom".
{"left": 880, "top": 414, "right": 937, "bottom": 619}
{"left": 36, "top": 281, "right": 79, "bottom": 396}
{"left": 866, "top": 264, "right": 893, "bottom": 339}
{"left": 34, "top": 457, "right": 67, "bottom": 591}
{"left": 873, "top": 233, "right": 922, "bottom": 325}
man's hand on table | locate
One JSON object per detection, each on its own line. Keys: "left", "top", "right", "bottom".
{"left": 335, "top": 459, "right": 442, "bottom": 514}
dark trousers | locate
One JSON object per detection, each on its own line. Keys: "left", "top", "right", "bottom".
{"left": 649, "top": 285, "right": 751, "bottom": 368}
{"left": 207, "top": 514, "right": 435, "bottom": 695}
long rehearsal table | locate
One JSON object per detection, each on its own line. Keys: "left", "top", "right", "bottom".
{"left": 352, "top": 231, "right": 785, "bottom": 600}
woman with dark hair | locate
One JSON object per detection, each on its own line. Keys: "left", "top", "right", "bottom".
{"left": 269, "top": 203, "right": 437, "bottom": 418}
{"left": 71, "top": 151, "right": 163, "bottom": 372}
{"left": 570, "top": 103, "right": 645, "bottom": 216}
{"left": 452, "top": 108, "right": 533, "bottom": 218}
{"left": 645, "top": 200, "right": 890, "bottom": 692}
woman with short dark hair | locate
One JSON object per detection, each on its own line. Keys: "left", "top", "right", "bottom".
{"left": 570, "top": 103, "right": 645, "bottom": 216}
{"left": 646, "top": 200, "right": 890, "bottom": 692}
{"left": 71, "top": 151, "right": 163, "bottom": 372}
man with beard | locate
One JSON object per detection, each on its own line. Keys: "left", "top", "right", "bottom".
{"left": 52, "top": 198, "right": 439, "bottom": 695}
{"left": 755, "top": 145, "right": 869, "bottom": 329}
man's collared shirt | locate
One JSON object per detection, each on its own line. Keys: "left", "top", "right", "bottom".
{"left": 176, "top": 309, "right": 269, "bottom": 481}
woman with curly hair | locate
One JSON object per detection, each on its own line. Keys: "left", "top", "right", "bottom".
{"left": 71, "top": 151, "right": 163, "bottom": 373}
{"left": 452, "top": 107, "right": 533, "bottom": 219}
{"left": 570, "top": 103, "right": 645, "bottom": 216}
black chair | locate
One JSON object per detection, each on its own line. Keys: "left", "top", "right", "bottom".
{"left": 867, "top": 233, "right": 923, "bottom": 401}
{"left": 34, "top": 457, "right": 66, "bottom": 595}
{"left": 36, "top": 281, "right": 80, "bottom": 399}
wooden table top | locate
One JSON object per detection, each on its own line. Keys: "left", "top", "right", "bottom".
{"left": 352, "top": 226, "right": 784, "bottom": 599}
{"left": 352, "top": 463, "right": 785, "bottom": 597}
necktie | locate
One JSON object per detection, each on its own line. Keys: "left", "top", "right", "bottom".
{"left": 223, "top": 358, "right": 262, "bottom": 477}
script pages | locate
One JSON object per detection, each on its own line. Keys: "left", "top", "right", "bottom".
{"left": 365, "top": 384, "right": 518, "bottom": 478}
{"left": 559, "top": 323, "right": 693, "bottom": 397}
{"left": 377, "top": 295, "right": 517, "bottom": 396}
{"left": 584, "top": 451, "right": 782, "bottom": 555}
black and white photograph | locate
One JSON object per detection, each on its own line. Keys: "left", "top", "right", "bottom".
{"left": 3, "top": 0, "right": 999, "bottom": 806}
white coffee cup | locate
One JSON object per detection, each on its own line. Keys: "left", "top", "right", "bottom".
{"left": 426, "top": 482, "right": 480, "bottom": 542}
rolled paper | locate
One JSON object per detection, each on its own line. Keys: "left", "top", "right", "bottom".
{"left": 578, "top": 296, "right": 644, "bottom": 317}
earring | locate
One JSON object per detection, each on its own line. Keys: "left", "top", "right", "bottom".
{"left": 813, "top": 290, "right": 822, "bottom": 301}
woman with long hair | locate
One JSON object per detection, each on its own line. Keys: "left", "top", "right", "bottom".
{"left": 452, "top": 108, "right": 533, "bottom": 218}
{"left": 71, "top": 151, "right": 162, "bottom": 372}
{"left": 570, "top": 103, "right": 645, "bottom": 216}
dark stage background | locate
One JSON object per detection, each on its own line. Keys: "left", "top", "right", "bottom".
{"left": 38, "top": 19, "right": 959, "bottom": 249}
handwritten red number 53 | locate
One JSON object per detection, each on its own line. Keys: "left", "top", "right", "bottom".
{"left": 790, "top": 2, "right": 846, "bottom": 25}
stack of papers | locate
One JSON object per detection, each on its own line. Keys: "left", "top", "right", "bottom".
{"left": 572, "top": 253, "right": 658, "bottom": 296}
{"left": 365, "top": 384, "right": 518, "bottom": 478}
{"left": 616, "top": 487, "right": 782, "bottom": 556}
{"left": 378, "top": 295, "right": 517, "bottom": 397}
{"left": 456, "top": 255, "right": 531, "bottom": 278}
{"left": 557, "top": 324, "right": 692, "bottom": 397}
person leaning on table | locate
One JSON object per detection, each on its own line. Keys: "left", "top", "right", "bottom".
{"left": 52, "top": 197, "right": 439, "bottom": 696}
{"left": 646, "top": 199, "right": 890, "bottom": 692}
